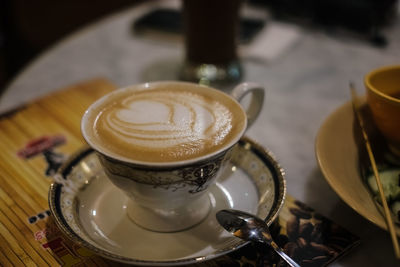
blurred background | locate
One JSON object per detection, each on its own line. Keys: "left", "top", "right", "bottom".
{"left": 0, "top": 0, "right": 143, "bottom": 89}
{"left": 0, "top": 0, "right": 397, "bottom": 90}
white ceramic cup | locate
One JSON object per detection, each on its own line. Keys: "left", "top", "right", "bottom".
{"left": 81, "top": 81, "right": 264, "bottom": 232}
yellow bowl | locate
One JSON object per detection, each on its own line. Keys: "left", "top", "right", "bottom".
{"left": 365, "top": 65, "right": 400, "bottom": 155}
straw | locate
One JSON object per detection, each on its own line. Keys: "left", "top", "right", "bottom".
{"left": 350, "top": 83, "right": 400, "bottom": 259}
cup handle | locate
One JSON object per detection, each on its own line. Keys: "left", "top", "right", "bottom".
{"left": 231, "top": 82, "right": 265, "bottom": 129}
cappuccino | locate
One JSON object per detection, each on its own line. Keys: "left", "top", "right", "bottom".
{"left": 82, "top": 82, "right": 246, "bottom": 163}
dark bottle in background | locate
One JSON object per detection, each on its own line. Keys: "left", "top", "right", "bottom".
{"left": 181, "top": 0, "right": 243, "bottom": 87}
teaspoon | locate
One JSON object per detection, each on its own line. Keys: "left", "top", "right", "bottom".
{"left": 216, "top": 209, "right": 301, "bottom": 267}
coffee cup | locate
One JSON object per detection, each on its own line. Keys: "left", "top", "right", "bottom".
{"left": 81, "top": 81, "right": 264, "bottom": 232}
{"left": 365, "top": 65, "right": 400, "bottom": 156}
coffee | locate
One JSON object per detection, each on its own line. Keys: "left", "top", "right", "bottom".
{"left": 82, "top": 83, "right": 246, "bottom": 163}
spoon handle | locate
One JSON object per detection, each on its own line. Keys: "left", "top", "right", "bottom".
{"left": 261, "top": 231, "right": 301, "bottom": 267}
{"left": 269, "top": 240, "right": 301, "bottom": 267}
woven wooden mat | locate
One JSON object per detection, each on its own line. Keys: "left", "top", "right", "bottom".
{"left": 0, "top": 78, "right": 358, "bottom": 266}
{"left": 0, "top": 78, "right": 116, "bottom": 266}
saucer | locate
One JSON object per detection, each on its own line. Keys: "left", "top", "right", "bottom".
{"left": 49, "top": 136, "right": 286, "bottom": 265}
{"left": 315, "top": 99, "right": 400, "bottom": 235}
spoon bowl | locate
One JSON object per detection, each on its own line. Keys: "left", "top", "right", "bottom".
{"left": 216, "top": 209, "right": 301, "bottom": 267}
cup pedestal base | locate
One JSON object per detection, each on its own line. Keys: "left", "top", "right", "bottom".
{"left": 180, "top": 61, "right": 242, "bottom": 89}
{"left": 126, "top": 193, "right": 212, "bottom": 233}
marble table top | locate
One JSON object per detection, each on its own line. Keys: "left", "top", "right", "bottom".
{"left": 1, "top": 1, "right": 400, "bottom": 266}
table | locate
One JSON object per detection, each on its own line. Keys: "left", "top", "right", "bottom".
{"left": 1, "top": 1, "right": 400, "bottom": 266}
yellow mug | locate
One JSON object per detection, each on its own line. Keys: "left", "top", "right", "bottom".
{"left": 365, "top": 65, "right": 400, "bottom": 155}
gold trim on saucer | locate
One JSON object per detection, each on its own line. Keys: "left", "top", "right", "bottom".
{"left": 49, "top": 136, "right": 286, "bottom": 265}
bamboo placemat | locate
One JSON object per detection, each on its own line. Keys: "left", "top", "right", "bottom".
{"left": 0, "top": 78, "right": 359, "bottom": 266}
{"left": 0, "top": 78, "right": 116, "bottom": 266}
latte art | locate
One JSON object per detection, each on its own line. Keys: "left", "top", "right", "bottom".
{"left": 102, "top": 91, "right": 232, "bottom": 151}
{"left": 86, "top": 84, "right": 246, "bottom": 163}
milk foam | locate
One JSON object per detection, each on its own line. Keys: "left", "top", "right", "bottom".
{"left": 89, "top": 85, "right": 246, "bottom": 163}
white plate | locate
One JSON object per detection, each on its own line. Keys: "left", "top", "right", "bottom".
{"left": 315, "top": 99, "right": 400, "bottom": 235}
{"left": 49, "top": 137, "right": 286, "bottom": 266}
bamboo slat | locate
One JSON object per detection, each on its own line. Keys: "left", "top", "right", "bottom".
{"left": 0, "top": 196, "right": 58, "bottom": 266}
{"left": 0, "top": 229, "right": 26, "bottom": 266}
{"left": 0, "top": 210, "right": 48, "bottom": 266}
{"left": 0, "top": 249, "right": 13, "bottom": 266}
{"left": 0, "top": 159, "right": 48, "bottom": 212}
{"left": 0, "top": 221, "right": 37, "bottom": 266}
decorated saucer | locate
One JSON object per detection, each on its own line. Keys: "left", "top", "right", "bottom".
{"left": 49, "top": 136, "right": 286, "bottom": 265}
{"left": 315, "top": 99, "right": 400, "bottom": 235}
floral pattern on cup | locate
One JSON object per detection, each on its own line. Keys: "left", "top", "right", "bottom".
{"left": 98, "top": 149, "right": 231, "bottom": 194}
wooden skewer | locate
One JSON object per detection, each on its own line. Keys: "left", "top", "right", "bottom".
{"left": 350, "top": 83, "right": 400, "bottom": 259}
